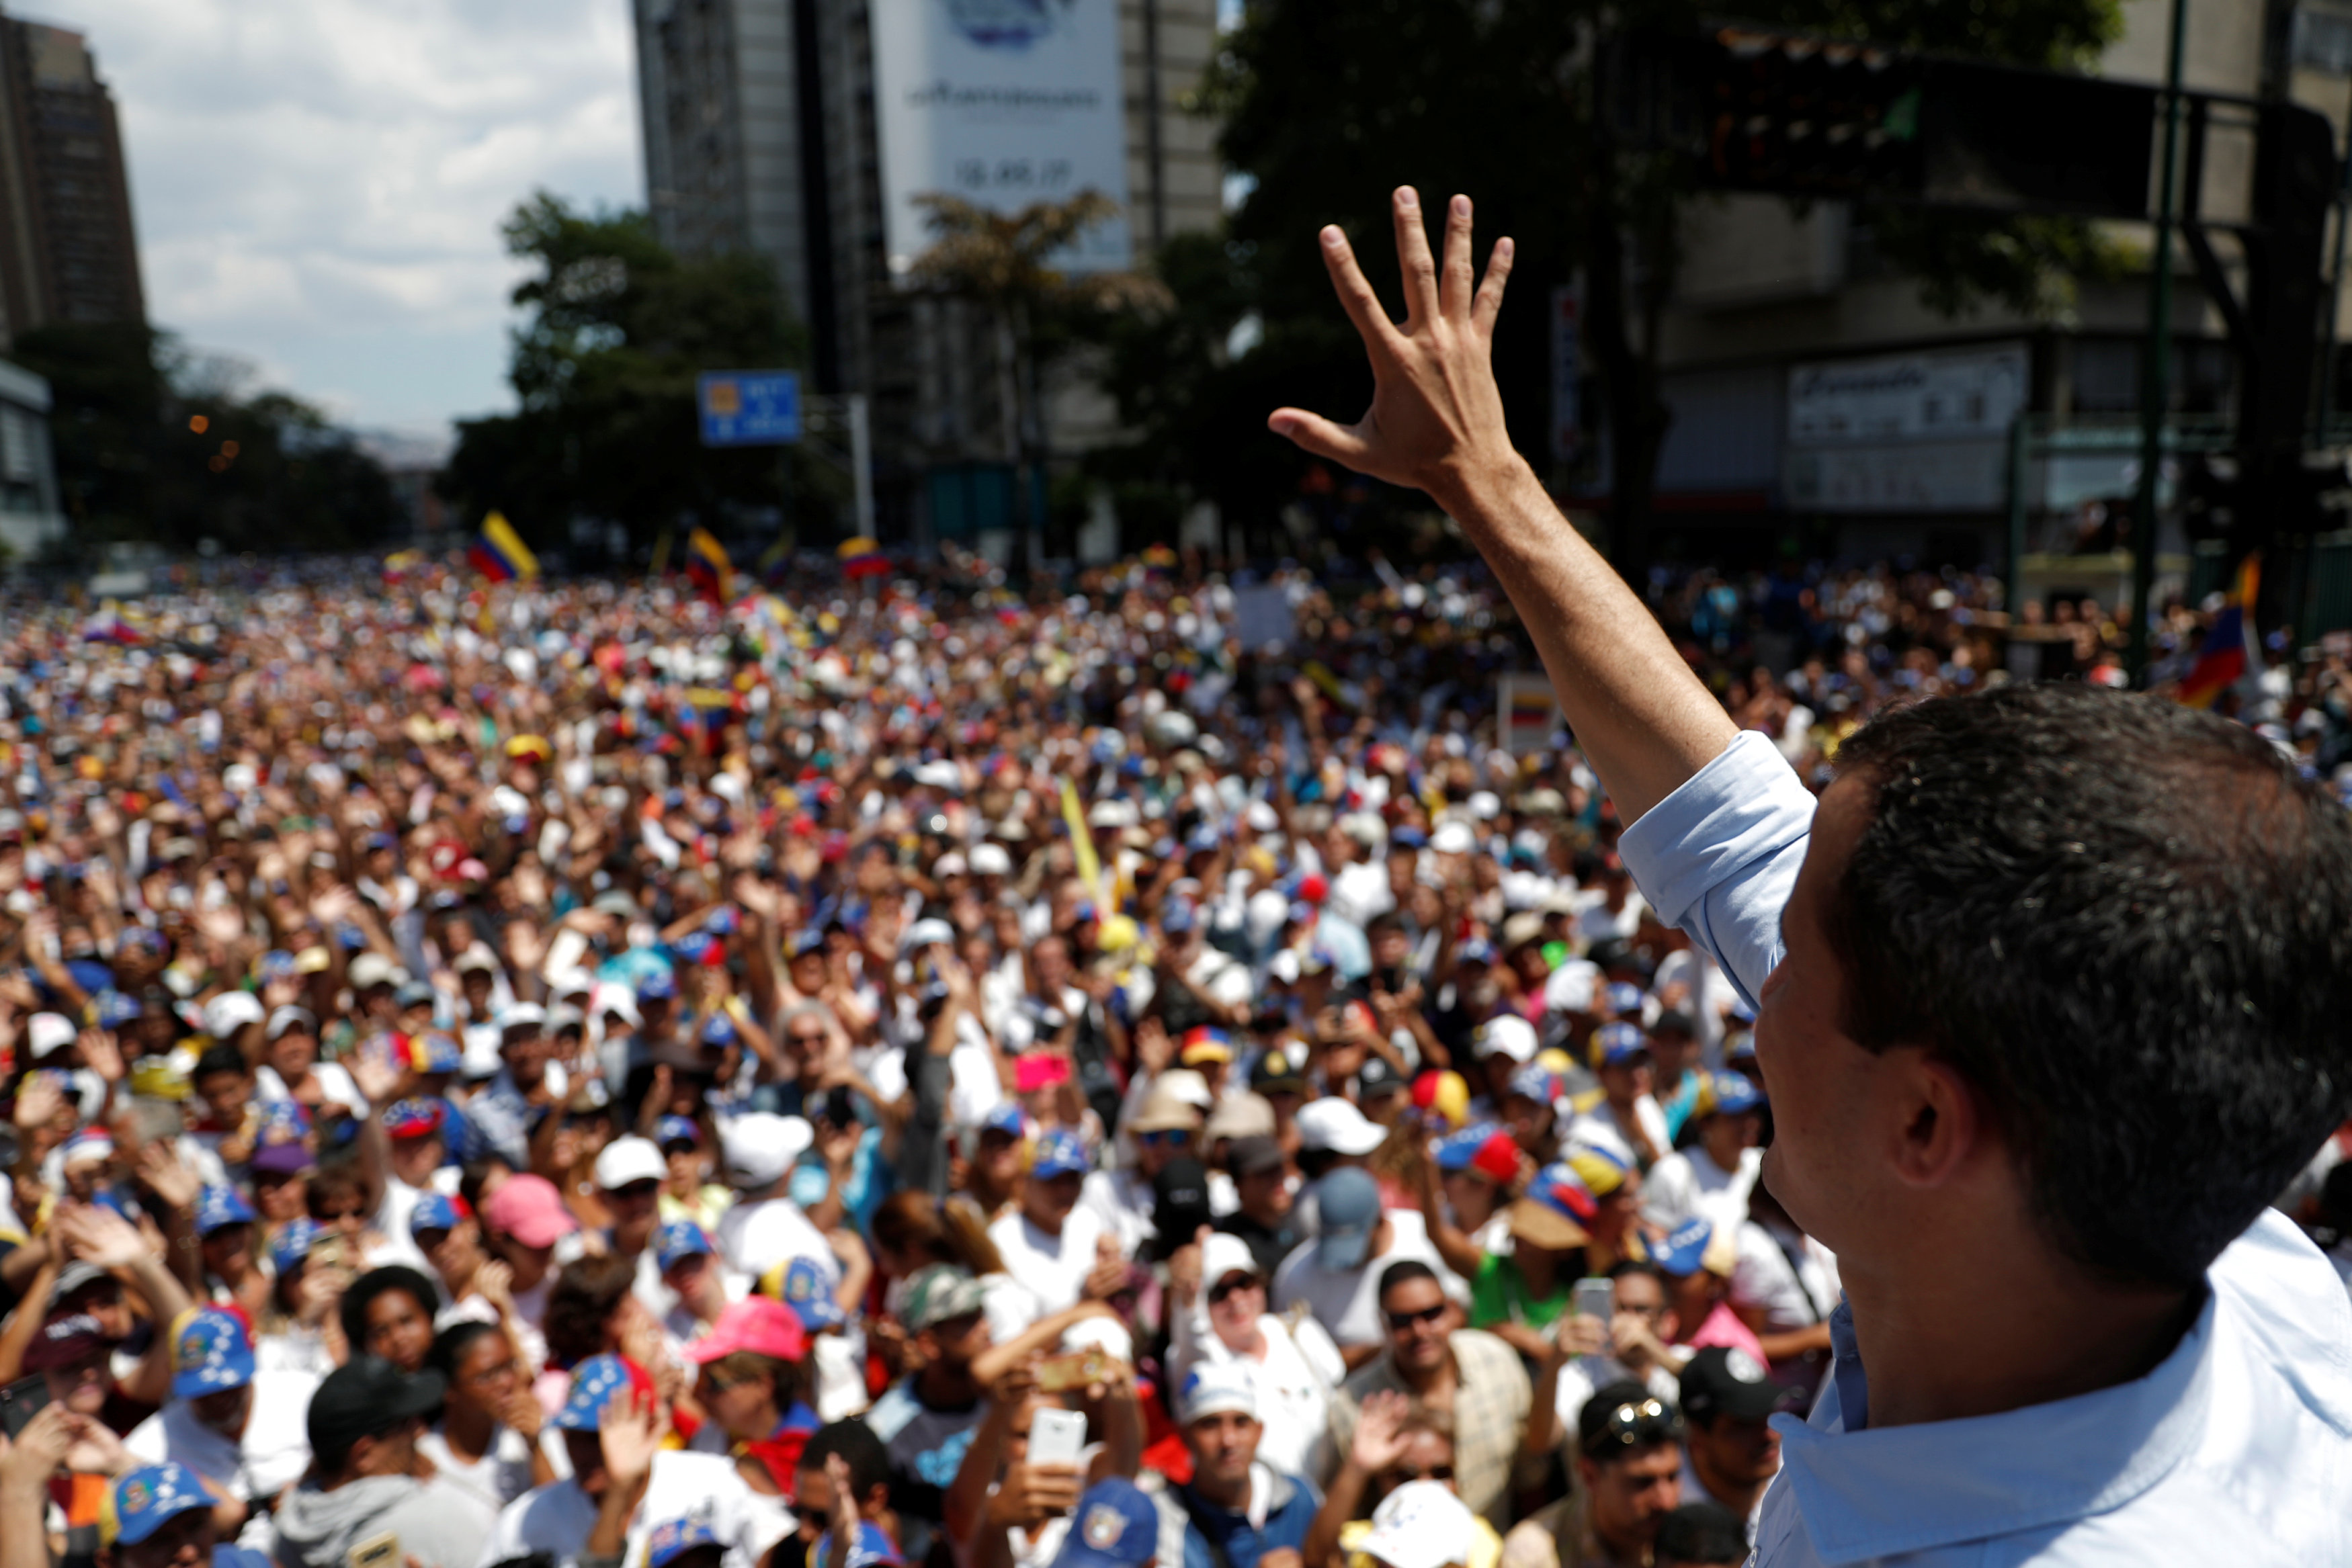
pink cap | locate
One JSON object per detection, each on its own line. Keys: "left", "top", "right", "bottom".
{"left": 482, "top": 1174, "right": 579, "bottom": 1249}
{"left": 683, "top": 1295, "right": 807, "bottom": 1365}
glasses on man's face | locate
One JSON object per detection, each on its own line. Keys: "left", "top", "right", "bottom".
{"left": 1208, "top": 1274, "right": 1259, "bottom": 1306}
{"left": 313, "top": 1205, "right": 364, "bottom": 1222}
{"left": 787, "top": 1031, "right": 827, "bottom": 1048}
{"left": 1581, "top": 1397, "right": 1685, "bottom": 1458}
{"left": 792, "top": 1504, "right": 830, "bottom": 1529}
{"left": 1383, "top": 1302, "right": 1445, "bottom": 1334}
{"left": 1140, "top": 1130, "right": 1192, "bottom": 1149}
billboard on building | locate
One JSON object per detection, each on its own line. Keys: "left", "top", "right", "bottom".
{"left": 1785, "top": 343, "right": 2027, "bottom": 513}
{"left": 870, "top": 0, "right": 1133, "bottom": 279}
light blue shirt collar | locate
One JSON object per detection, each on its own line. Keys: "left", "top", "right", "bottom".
{"left": 1772, "top": 1291, "right": 2218, "bottom": 1564}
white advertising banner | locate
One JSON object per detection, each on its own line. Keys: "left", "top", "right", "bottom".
{"left": 1788, "top": 343, "right": 2027, "bottom": 447}
{"left": 870, "top": 0, "right": 1134, "bottom": 278}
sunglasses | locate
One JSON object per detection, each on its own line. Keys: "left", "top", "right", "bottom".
{"left": 1383, "top": 1303, "right": 1446, "bottom": 1332}
{"left": 1139, "top": 1129, "right": 1192, "bottom": 1147}
{"left": 786, "top": 1031, "right": 827, "bottom": 1047}
{"left": 791, "top": 1504, "right": 829, "bottom": 1528}
{"left": 1208, "top": 1274, "right": 1260, "bottom": 1305}
{"left": 1581, "top": 1397, "right": 1685, "bottom": 1457}
{"left": 312, "top": 1205, "right": 365, "bottom": 1221}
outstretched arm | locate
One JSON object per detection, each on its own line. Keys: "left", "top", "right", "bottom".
{"left": 1267, "top": 187, "right": 1737, "bottom": 827}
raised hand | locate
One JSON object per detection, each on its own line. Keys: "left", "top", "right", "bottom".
{"left": 135, "top": 1144, "right": 200, "bottom": 1215}
{"left": 0, "top": 1405, "right": 78, "bottom": 1492}
{"left": 598, "top": 1387, "right": 667, "bottom": 1489}
{"left": 59, "top": 1203, "right": 152, "bottom": 1270}
{"left": 1267, "top": 188, "right": 1517, "bottom": 499}
{"left": 77, "top": 1028, "right": 122, "bottom": 1084}
{"left": 1349, "top": 1387, "right": 1413, "bottom": 1475}
{"left": 13, "top": 1073, "right": 63, "bottom": 1132}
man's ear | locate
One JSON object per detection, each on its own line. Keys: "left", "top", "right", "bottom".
{"left": 1888, "top": 1051, "right": 1986, "bottom": 1190}
{"left": 859, "top": 1482, "right": 890, "bottom": 1517}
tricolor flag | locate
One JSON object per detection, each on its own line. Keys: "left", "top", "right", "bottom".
{"left": 2177, "top": 554, "right": 2259, "bottom": 709}
{"left": 837, "top": 535, "right": 888, "bottom": 580}
{"left": 685, "top": 527, "right": 732, "bottom": 603}
{"left": 467, "top": 512, "right": 538, "bottom": 583}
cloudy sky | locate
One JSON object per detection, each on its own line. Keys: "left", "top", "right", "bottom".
{"left": 38, "top": 0, "right": 643, "bottom": 443}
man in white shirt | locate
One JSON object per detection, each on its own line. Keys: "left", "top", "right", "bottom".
{"left": 1273, "top": 192, "right": 2352, "bottom": 1562}
{"left": 712, "top": 1113, "right": 833, "bottom": 1287}
{"left": 1642, "top": 1071, "right": 1765, "bottom": 1234}
{"left": 124, "top": 1307, "right": 314, "bottom": 1516}
{"left": 1271, "top": 1167, "right": 1458, "bottom": 1368}
{"left": 986, "top": 1128, "right": 1124, "bottom": 1318}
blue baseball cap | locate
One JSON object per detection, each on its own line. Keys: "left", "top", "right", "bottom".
{"left": 656, "top": 1219, "right": 714, "bottom": 1274}
{"left": 814, "top": 1523, "right": 905, "bottom": 1568}
{"left": 1050, "top": 1479, "right": 1157, "bottom": 1568}
{"left": 778, "top": 1256, "right": 844, "bottom": 1333}
{"left": 194, "top": 1184, "right": 255, "bottom": 1235}
{"left": 382, "top": 1098, "right": 446, "bottom": 1140}
{"left": 1507, "top": 1063, "right": 1563, "bottom": 1106}
{"left": 1433, "top": 1121, "right": 1505, "bottom": 1172}
{"left": 268, "top": 1218, "right": 321, "bottom": 1275}
{"left": 1704, "top": 1070, "right": 1765, "bottom": 1119}
{"left": 1604, "top": 982, "right": 1646, "bottom": 1015}
{"left": 101, "top": 1463, "right": 214, "bottom": 1547}
{"left": 1652, "top": 1217, "right": 1720, "bottom": 1278}
{"left": 655, "top": 1115, "right": 701, "bottom": 1149}
{"left": 95, "top": 990, "right": 141, "bottom": 1029}
{"left": 410, "top": 1192, "right": 470, "bottom": 1239}
{"left": 1313, "top": 1167, "right": 1382, "bottom": 1271}
{"left": 644, "top": 1517, "right": 721, "bottom": 1568}
{"left": 552, "top": 1354, "right": 646, "bottom": 1431}
{"left": 978, "top": 1103, "right": 1025, "bottom": 1140}
{"left": 1593, "top": 1021, "right": 1648, "bottom": 1067}
{"left": 699, "top": 1011, "right": 738, "bottom": 1047}
{"left": 636, "top": 969, "right": 679, "bottom": 1002}
{"left": 169, "top": 1307, "right": 255, "bottom": 1399}
{"left": 409, "top": 1031, "right": 462, "bottom": 1074}
{"left": 1453, "top": 936, "right": 1497, "bottom": 967}
{"left": 1030, "top": 1128, "right": 1089, "bottom": 1181}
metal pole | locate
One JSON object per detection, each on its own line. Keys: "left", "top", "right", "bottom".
{"left": 2318, "top": 72, "right": 2352, "bottom": 437}
{"left": 848, "top": 393, "right": 875, "bottom": 540}
{"left": 2007, "top": 411, "right": 2030, "bottom": 601}
{"left": 2129, "top": 0, "right": 2191, "bottom": 682}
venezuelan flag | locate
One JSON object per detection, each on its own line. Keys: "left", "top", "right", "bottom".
{"left": 2177, "top": 554, "right": 2259, "bottom": 709}
{"left": 685, "top": 527, "right": 732, "bottom": 603}
{"left": 468, "top": 512, "right": 538, "bottom": 582}
{"left": 837, "top": 535, "right": 888, "bottom": 580}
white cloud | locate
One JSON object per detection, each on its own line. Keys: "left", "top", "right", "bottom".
{"left": 32, "top": 0, "right": 641, "bottom": 437}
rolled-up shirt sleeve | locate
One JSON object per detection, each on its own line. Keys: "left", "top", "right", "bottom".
{"left": 1615, "top": 730, "right": 1816, "bottom": 1010}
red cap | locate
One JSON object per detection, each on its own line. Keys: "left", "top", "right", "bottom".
{"left": 1471, "top": 1129, "right": 1521, "bottom": 1186}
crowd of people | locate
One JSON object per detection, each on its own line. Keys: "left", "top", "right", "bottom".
{"left": 0, "top": 543, "right": 2333, "bottom": 1568}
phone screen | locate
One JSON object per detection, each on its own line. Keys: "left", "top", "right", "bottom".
{"left": 1571, "top": 1278, "right": 1617, "bottom": 1324}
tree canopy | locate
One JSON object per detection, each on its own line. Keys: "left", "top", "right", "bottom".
{"left": 439, "top": 193, "right": 816, "bottom": 559}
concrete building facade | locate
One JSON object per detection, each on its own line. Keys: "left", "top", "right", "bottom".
{"left": 630, "top": 0, "right": 1221, "bottom": 550}
{"left": 1624, "top": 0, "right": 2352, "bottom": 600}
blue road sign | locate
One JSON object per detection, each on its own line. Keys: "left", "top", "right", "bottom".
{"left": 698, "top": 371, "right": 802, "bottom": 446}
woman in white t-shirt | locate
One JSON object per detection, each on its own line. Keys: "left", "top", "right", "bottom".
{"left": 1168, "top": 1230, "right": 1345, "bottom": 1477}
{"left": 419, "top": 1319, "right": 555, "bottom": 1533}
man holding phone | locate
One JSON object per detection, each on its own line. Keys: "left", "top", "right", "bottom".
{"left": 1271, "top": 183, "right": 2352, "bottom": 1564}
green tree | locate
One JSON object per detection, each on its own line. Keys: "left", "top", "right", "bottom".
{"left": 1105, "top": 0, "right": 2120, "bottom": 574}
{"left": 11, "top": 322, "right": 399, "bottom": 554}
{"left": 440, "top": 193, "right": 816, "bottom": 559}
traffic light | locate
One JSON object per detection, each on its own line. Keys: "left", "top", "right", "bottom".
{"left": 1608, "top": 26, "right": 2156, "bottom": 220}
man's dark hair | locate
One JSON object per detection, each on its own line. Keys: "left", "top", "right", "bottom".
{"left": 1655, "top": 1501, "right": 1750, "bottom": 1568}
{"left": 1831, "top": 685, "right": 2352, "bottom": 1287}
{"left": 192, "top": 1044, "right": 247, "bottom": 1084}
{"left": 1376, "top": 1259, "right": 1439, "bottom": 1302}
{"left": 801, "top": 1419, "right": 890, "bottom": 1500}
{"left": 1604, "top": 1259, "right": 1665, "bottom": 1288}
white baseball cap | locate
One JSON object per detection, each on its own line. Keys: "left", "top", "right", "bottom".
{"left": 201, "top": 992, "right": 264, "bottom": 1040}
{"left": 28, "top": 1013, "right": 75, "bottom": 1060}
{"left": 1295, "top": 1096, "right": 1386, "bottom": 1157}
{"left": 1200, "top": 1232, "right": 1259, "bottom": 1291}
{"left": 1358, "top": 1481, "right": 1476, "bottom": 1568}
{"left": 970, "top": 843, "right": 1013, "bottom": 876}
{"left": 593, "top": 1137, "right": 665, "bottom": 1191}
{"left": 1175, "top": 1360, "right": 1258, "bottom": 1424}
{"left": 720, "top": 1113, "right": 814, "bottom": 1189}
{"left": 900, "top": 918, "right": 956, "bottom": 954}
{"left": 1473, "top": 1015, "right": 1540, "bottom": 1064}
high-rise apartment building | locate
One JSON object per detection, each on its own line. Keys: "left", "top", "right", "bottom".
{"left": 630, "top": 0, "right": 1220, "bottom": 545}
{"left": 0, "top": 15, "right": 144, "bottom": 338}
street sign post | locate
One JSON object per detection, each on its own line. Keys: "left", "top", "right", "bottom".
{"left": 698, "top": 372, "right": 802, "bottom": 447}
